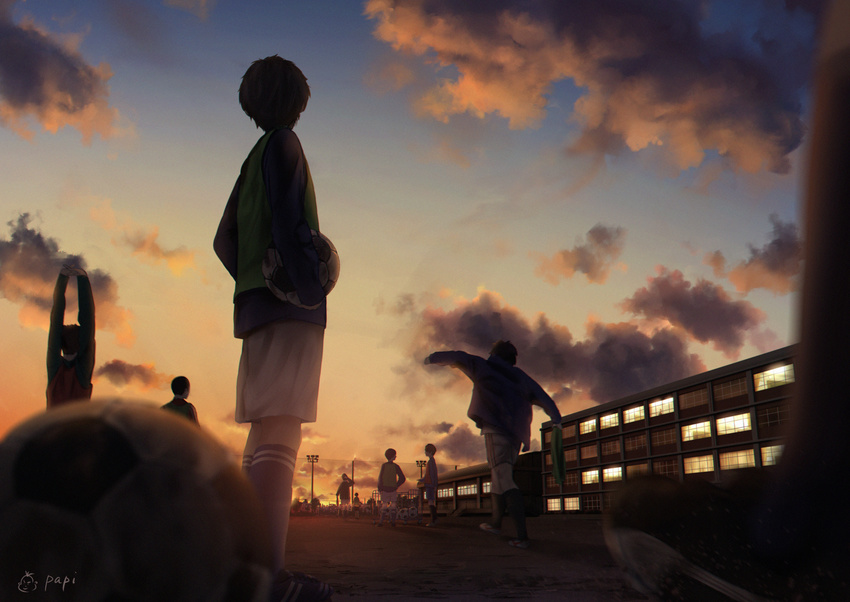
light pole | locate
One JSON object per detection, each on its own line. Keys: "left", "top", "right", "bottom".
{"left": 416, "top": 460, "right": 427, "bottom": 514}
{"left": 307, "top": 454, "right": 319, "bottom": 509}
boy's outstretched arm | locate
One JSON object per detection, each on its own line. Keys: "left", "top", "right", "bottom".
{"left": 529, "top": 378, "right": 562, "bottom": 424}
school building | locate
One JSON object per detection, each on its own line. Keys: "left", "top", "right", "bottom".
{"left": 539, "top": 344, "right": 795, "bottom": 513}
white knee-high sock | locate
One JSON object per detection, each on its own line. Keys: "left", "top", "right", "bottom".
{"left": 249, "top": 444, "right": 296, "bottom": 572}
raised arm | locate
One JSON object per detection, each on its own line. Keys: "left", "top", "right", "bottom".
{"left": 528, "top": 377, "right": 562, "bottom": 424}
{"left": 46, "top": 273, "right": 69, "bottom": 380}
{"left": 74, "top": 271, "right": 96, "bottom": 382}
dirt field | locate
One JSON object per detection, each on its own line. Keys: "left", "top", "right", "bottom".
{"left": 285, "top": 512, "right": 649, "bottom": 601}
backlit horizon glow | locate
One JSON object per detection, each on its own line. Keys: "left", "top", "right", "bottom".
{"left": 0, "top": 0, "right": 819, "bottom": 501}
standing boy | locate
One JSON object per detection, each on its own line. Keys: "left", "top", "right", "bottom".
{"left": 376, "top": 448, "right": 406, "bottom": 527}
{"left": 419, "top": 443, "right": 439, "bottom": 526}
{"left": 214, "top": 55, "right": 331, "bottom": 601}
{"left": 161, "top": 376, "right": 199, "bottom": 424}
{"left": 46, "top": 265, "right": 95, "bottom": 408}
{"left": 425, "top": 340, "right": 561, "bottom": 548}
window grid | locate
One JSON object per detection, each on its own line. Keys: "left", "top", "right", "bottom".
{"left": 649, "top": 397, "right": 675, "bottom": 417}
{"left": 681, "top": 421, "right": 712, "bottom": 442}
{"left": 653, "top": 458, "right": 679, "bottom": 478}
{"left": 545, "top": 475, "right": 558, "bottom": 488}
{"left": 563, "top": 472, "right": 578, "bottom": 486}
{"left": 680, "top": 388, "right": 709, "bottom": 410}
{"left": 761, "top": 444, "right": 784, "bottom": 466}
{"left": 544, "top": 452, "right": 552, "bottom": 467}
{"left": 684, "top": 454, "right": 715, "bottom": 474}
{"left": 719, "top": 449, "right": 755, "bottom": 470}
{"left": 624, "top": 405, "right": 645, "bottom": 424}
{"left": 757, "top": 404, "right": 790, "bottom": 428}
{"left": 624, "top": 433, "right": 647, "bottom": 452}
{"left": 483, "top": 482, "right": 491, "bottom": 494}
{"left": 600, "top": 413, "right": 619, "bottom": 429}
{"left": 544, "top": 431, "right": 552, "bottom": 444}
{"left": 564, "top": 497, "right": 580, "bottom": 511}
{"left": 713, "top": 377, "right": 748, "bottom": 401}
{"left": 716, "top": 412, "right": 752, "bottom": 436}
{"left": 754, "top": 364, "right": 795, "bottom": 391}
{"left": 564, "top": 448, "right": 577, "bottom": 463}
{"left": 547, "top": 498, "right": 562, "bottom": 512}
{"left": 562, "top": 424, "right": 576, "bottom": 438}
{"left": 601, "top": 440, "right": 621, "bottom": 456}
{"left": 651, "top": 428, "right": 676, "bottom": 447}
{"left": 603, "top": 466, "right": 623, "bottom": 482}
{"left": 457, "top": 484, "right": 478, "bottom": 496}
{"left": 583, "top": 495, "right": 601, "bottom": 512}
{"left": 437, "top": 487, "right": 453, "bottom": 499}
{"left": 582, "top": 470, "right": 599, "bottom": 485}
{"left": 580, "top": 445, "right": 598, "bottom": 459}
{"left": 580, "top": 419, "right": 597, "bottom": 434}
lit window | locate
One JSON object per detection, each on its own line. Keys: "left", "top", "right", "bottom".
{"left": 457, "top": 484, "right": 478, "bottom": 496}
{"left": 719, "top": 449, "right": 755, "bottom": 470}
{"left": 754, "top": 364, "right": 795, "bottom": 391}
{"left": 437, "top": 487, "right": 453, "bottom": 499}
{"left": 716, "top": 413, "right": 752, "bottom": 436}
{"left": 580, "top": 419, "right": 597, "bottom": 434}
{"left": 624, "top": 405, "right": 645, "bottom": 423}
{"left": 562, "top": 424, "right": 576, "bottom": 438}
{"left": 761, "top": 444, "right": 784, "bottom": 466}
{"left": 603, "top": 466, "right": 622, "bottom": 482}
{"left": 681, "top": 421, "right": 712, "bottom": 442}
{"left": 649, "top": 397, "right": 674, "bottom": 417}
{"left": 483, "top": 481, "right": 491, "bottom": 494}
{"left": 547, "top": 498, "right": 562, "bottom": 512}
{"left": 600, "top": 413, "right": 619, "bottom": 429}
{"left": 714, "top": 377, "right": 748, "bottom": 401}
{"left": 683, "top": 454, "right": 714, "bottom": 474}
{"left": 564, "top": 448, "right": 577, "bottom": 463}
{"left": 624, "top": 434, "right": 647, "bottom": 452}
{"left": 564, "top": 497, "right": 580, "bottom": 511}
{"left": 680, "top": 388, "right": 709, "bottom": 410}
{"left": 653, "top": 458, "right": 679, "bottom": 478}
{"left": 582, "top": 470, "right": 599, "bottom": 485}
{"left": 601, "top": 439, "right": 620, "bottom": 456}
{"left": 581, "top": 445, "right": 597, "bottom": 459}
{"left": 626, "top": 463, "right": 648, "bottom": 478}
{"left": 651, "top": 428, "right": 676, "bottom": 447}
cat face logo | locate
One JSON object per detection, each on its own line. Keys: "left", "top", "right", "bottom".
{"left": 18, "top": 571, "right": 38, "bottom": 593}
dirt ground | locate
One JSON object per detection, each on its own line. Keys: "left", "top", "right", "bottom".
{"left": 285, "top": 512, "right": 650, "bottom": 601}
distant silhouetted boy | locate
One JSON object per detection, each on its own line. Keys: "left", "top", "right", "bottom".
{"left": 376, "top": 448, "right": 406, "bottom": 527}
{"left": 425, "top": 340, "right": 562, "bottom": 548}
{"left": 419, "top": 443, "right": 439, "bottom": 526}
{"left": 336, "top": 473, "right": 354, "bottom": 517}
{"left": 161, "top": 376, "right": 198, "bottom": 424}
{"left": 46, "top": 265, "right": 95, "bottom": 408}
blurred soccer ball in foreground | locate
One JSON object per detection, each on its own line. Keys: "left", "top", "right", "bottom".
{"left": 0, "top": 399, "right": 271, "bottom": 601}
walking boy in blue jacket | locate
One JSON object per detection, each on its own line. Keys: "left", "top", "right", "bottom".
{"left": 425, "top": 340, "right": 561, "bottom": 548}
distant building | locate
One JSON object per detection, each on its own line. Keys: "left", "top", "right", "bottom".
{"left": 540, "top": 345, "right": 795, "bottom": 514}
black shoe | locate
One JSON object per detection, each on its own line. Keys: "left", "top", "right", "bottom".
{"left": 269, "top": 570, "right": 333, "bottom": 602}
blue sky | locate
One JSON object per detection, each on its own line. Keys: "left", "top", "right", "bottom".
{"left": 0, "top": 0, "right": 823, "bottom": 500}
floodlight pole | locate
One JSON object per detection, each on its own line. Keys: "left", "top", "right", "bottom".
{"left": 307, "top": 454, "right": 319, "bottom": 507}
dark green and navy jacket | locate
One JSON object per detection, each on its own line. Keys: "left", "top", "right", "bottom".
{"left": 214, "top": 128, "right": 326, "bottom": 337}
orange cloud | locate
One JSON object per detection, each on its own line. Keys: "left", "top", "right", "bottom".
{"left": 89, "top": 199, "right": 198, "bottom": 276}
{"left": 365, "top": 0, "right": 812, "bottom": 173}
{"left": 532, "top": 224, "right": 626, "bottom": 285}
{"left": 0, "top": 12, "right": 132, "bottom": 144}
{"left": 94, "top": 359, "right": 173, "bottom": 391}
{"left": 0, "top": 214, "right": 136, "bottom": 347}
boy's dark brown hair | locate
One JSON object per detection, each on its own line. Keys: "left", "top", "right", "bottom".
{"left": 239, "top": 55, "right": 310, "bottom": 131}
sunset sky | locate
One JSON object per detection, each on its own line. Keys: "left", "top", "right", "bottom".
{"left": 0, "top": 0, "right": 822, "bottom": 502}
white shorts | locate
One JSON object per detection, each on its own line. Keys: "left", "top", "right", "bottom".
{"left": 235, "top": 320, "right": 324, "bottom": 423}
{"left": 485, "top": 432, "right": 520, "bottom": 494}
